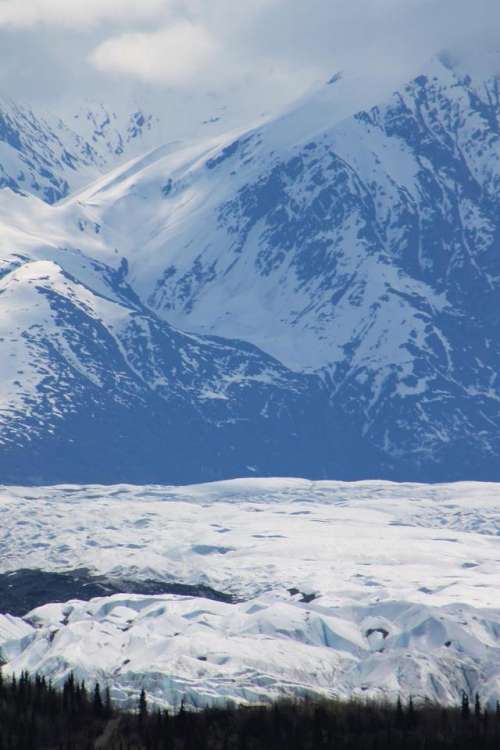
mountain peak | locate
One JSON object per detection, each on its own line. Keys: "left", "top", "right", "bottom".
{"left": 1, "top": 56, "right": 500, "bottom": 481}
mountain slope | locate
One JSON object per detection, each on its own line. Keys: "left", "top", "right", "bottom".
{"left": 0, "top": 96, "right": 160, "bottom": 204}
{"left": 0, "top": 198, "right": 341, "bottom": 483}
{"left": 62, "top": 57, "right": 500, "bottom": 480}
{"left": 1, "top": 56, "right": 500, "bottom": 481}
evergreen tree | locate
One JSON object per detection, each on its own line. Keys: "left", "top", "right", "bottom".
{"left": 104, "top": 686, "right": 113, "bottom": 718}
{"left": 93, "top": 682, "right": 103, "bottom": 718}
{"left": 80, "top": 679, "right": 88, "bottom": 706}
{"left": 407, "top": 696, "right": 416, "bottom": 728}
{"left": 396, "top": 696, "right": 404, "bottom": 727}
{"left": 475, "top": 692, "right": 482, "bottom": 719}
{"left": 461, "top": 691, "right": 470, "bottom": 719}
{"left": 139, "top": 688, "right": 148, "bottom": 722}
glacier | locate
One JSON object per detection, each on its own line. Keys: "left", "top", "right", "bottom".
{"left": 0, "top": 479, "right": 499, "bottom": 709}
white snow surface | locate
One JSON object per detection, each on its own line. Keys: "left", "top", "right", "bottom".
{"left": 0, "top": 478, "right": 499, "bottom": 708}
{"left": 57, "top": 56, "right": 485, "bottom": 373}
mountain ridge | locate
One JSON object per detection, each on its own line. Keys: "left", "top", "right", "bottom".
{"left": 1, "top": 56, "right": 500, "bottom": 481}
{"left": 0, "top": 95, "right": 162, "bottom": 204}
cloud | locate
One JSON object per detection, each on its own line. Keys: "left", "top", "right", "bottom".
{"left": 90, "top": 21, "right": 218, "bottom": 86}
{"left": 0, "top": 0, "right": 165, "bottom": 29}
{"left": 1, "top": 0, "right": 500, "bottom": 136}
{"left": 88, "top": 1, "right": 281, "bottom": 87}
{"left": 84, "top": 0, "right": 500, "bottom": 92}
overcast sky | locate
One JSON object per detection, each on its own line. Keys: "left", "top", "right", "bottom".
{"left": 0, "top": 0, "right": 497, "bottom": 131}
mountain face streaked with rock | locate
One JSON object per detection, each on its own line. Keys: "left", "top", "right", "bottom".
{"left": 1, "top": 56, "right": 500, "bottom": 483}
{"left": 0, "top": 97, "right": 159, "bottom": 203}
{"left": 0, "top": 235, "right": 332, "bottom": 484}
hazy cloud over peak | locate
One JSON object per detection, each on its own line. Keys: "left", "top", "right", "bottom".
{"left": 90, "top": 22, "right": 218, "bottom": 86}
{"left": 0, "top": 0, "right": 499, "bottom": 136}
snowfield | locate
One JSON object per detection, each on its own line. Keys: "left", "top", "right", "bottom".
{"left": 0, "top": 479, "right": 499, "bottom": 708}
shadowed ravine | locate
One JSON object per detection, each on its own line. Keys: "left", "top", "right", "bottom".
{"left": 0, "top": 569, "right": 236, "bottom": 617}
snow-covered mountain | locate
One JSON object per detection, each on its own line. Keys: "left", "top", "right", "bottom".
{"left": 0, "top": 96, "right": 160, "bottom": 203}
{"left": 1, "top": 56, "right": 499, "bottom": 716}
{"left": 0, "top": 196, "right": 338, "bottom": 484}
{"left": 1, "top": 479, "right": 499, "bottom": 708}
{"left": 1, "top": 54, "right": 500, "bottom": 481}
{"left": 68, "top": 56, "right": 500, "bottom": 481}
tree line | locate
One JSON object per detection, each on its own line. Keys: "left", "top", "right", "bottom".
{"left": 1, "top": 669, "right": 500, "bottom": 749}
